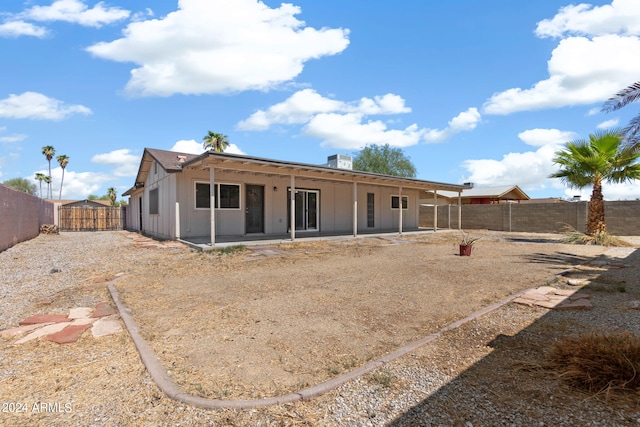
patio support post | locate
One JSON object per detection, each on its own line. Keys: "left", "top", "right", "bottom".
{"left": 290, "top": 175, "right": 296, "bottom": 242}
{"left": 210, "top": 167, "right": 216, "bottom": 247}
{"left": 458, "top": 191, "right": 462, "bottom": 230}
{"left": 433, "top": 190, "right": 438, "bottom": 232}
{"left": 353, "top": 181, "right": 358, "bottom": 237}
{"left": 398, "top": 186, "right": 403, "bottom": 235}
{"left": 175, "top": 201, "right": 180, "bottom": 239}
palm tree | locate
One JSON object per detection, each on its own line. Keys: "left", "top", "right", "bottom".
{"left": 602, "top": 81, "right": 640, "bottom": 149}
{"left": 41, "top": 145, "right": 55, "bottom": 199}
{"left": 202, "top": 131, "right": 230, "bottom": 153}
{"left": 56, "top": 154, "right": 69, "bottom": 200}
{"left": 550, "top": 129, "right": 640, "bottom": 236}
{"left": 107, "top": 187, "right": 117, "bottom": 207}
{"left": 35, "top": 172, "right": 46, "bottom": 198}
{"left": 43, "top": 175, "right": 52, "bottom": 199}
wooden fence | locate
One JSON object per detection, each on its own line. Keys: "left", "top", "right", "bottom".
{"left": 58, "top": 206, "right": 125, "bottom": 231}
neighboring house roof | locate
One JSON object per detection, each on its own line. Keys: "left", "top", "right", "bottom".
{"left": 423, "top": 185, "right": 530, "bottom": 202}
{"left": 520, "top": 197, "right": 569, "bottom": 204}
{"left": 55, "top": 199, "right": 112, "bottom": 207}
{"left": 125, "top": 148, "right": 467, "bottom": 196}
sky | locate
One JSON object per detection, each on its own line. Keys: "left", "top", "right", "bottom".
{"left": 1, "top": 0, "right": 640, "bottom": 202}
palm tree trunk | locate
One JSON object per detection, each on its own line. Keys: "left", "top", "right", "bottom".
{"left": 586, "top": 179, "right": 606, "bottom": 236}
{"left": 47, "top": 160, "right": 52, "bottom": 199}
{"left": 59, "top": 170, "right": 65, "bottom": 200}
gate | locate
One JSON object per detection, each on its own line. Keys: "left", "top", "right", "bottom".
{"left": 58, "top": 205, "right": 126, "bottom": 231}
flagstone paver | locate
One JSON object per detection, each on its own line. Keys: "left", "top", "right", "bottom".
{"left": 92, "top": 315, "right": 123, "bottom": 338}
{"left": 1, "top": 301, "right": 121, "bottom": 345}
{"left": 46, "top": 323, "right": 93, "bottom": 344}
{"left": 19, "top": 314, "right": 70, "bottom": 325}
{"left": 513, "top": 286, "right": 592, "bottom": 310}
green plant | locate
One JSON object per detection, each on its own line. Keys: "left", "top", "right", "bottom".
{"left": 207, "top": 245, "right": 246, "bottom": 255}
{"left": 460, "top": 233, "right": 480, "bottom": 246}
{"left": 370, "top": 369, "right": 395, "bottom": 388}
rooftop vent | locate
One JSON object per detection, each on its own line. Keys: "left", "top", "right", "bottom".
{"left": 327, "top": 154, "right": 353, "bottom": 170}
{"left": 177, "top": 155, "right": 187, "bottom": 163}
{"left": 463, "top": 182, "right": 475, "bottom": 188}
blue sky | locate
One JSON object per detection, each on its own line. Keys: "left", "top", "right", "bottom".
{"left": 1, "top": 0, "right": 640, "bottom": 201}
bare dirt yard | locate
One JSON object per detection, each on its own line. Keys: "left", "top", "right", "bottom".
{"left": 1, "top": 230, "right": 639, "bottom": 426}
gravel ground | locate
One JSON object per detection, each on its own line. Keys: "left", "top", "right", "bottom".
{"left": 1, "top": 231, "right": 639, "bottom": 426}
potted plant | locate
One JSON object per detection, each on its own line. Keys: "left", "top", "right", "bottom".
{"left": 459, "top": 233, "right": 479, "bottom": 256}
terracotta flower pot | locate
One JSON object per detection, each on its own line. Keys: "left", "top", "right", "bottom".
{"left": 459, "top": 244, "right": 473, "bottom": 256}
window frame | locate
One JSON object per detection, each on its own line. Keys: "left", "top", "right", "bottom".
{"left": 194, "top": 181, "right": 241, "bottom": 210}
{"left": 149, "top": 188, "right": 159, "bottom": 215}
{"left": 390, "top": 195, "right": 408, "bottom": 210}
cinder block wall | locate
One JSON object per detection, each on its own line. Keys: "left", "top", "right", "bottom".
{"left": 0, "top": 184, "right": 54, "bottom": 252}
{"left": 420, "top": 201, "right": 640, "bottom": 235}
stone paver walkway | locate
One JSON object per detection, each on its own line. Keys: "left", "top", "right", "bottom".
{"left": 0, "top": 302, "right": 122, "bottom": 345}
{"left": 513, "top": 286, "right": 592, "bottom": 309}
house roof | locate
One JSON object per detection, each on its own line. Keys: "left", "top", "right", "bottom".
{"left": 423, "top": 185, "right": 530, "bottom": 201}
{"left": 124, "top": 148, "right": 467, "bottom": 196}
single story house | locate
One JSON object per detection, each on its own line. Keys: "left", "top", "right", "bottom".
{"left": 421, "top": 185, "right": 530, "bottom": 206}
{"left": 123, "top": 148, "right": 467, "bottom": 246}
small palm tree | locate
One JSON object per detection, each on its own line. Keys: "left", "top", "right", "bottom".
{"left": 602, "top": 81, "right": 640, "bottom": 149}
{"left": 202, "top": 131, "right": 230, "bottom": 153}
{"left": 56, "top": 154, "right": 69, "bottom": 200}
{"left": 43, "top": 175, "right": 52, "bottom": 199}
{"left": 107, "top": 187, "right": 117, "bottom": 207}
{"left": 35, "top": 172, "right": 45, "bottom": 198}
{"left": 41, "top": 145, "right": 55, "bottom": 199}
{"left": 550, "top": 129, "right": 640, "bottom": 236}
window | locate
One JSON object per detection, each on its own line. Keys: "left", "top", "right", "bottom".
{"left": 149, "top": 188, "right": 159, "bottom": 215}
{"left": 195, "top": 182, "right": 240, "bottom": 209}
{"left": 391, "top": 195, "right": 408, "bottom": 210}
{"left": 367, "top": 193, "right": 375, "bottom": 227}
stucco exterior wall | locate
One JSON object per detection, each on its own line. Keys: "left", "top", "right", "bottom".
{"left": 1, "top": 184, "right": 54, "bottom": 252}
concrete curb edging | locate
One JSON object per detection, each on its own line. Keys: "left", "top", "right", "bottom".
{"left": 108, "top": 277, "right": 533, "bottom": 410}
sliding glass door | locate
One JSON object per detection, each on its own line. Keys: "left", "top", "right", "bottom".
{"left": 288, "top": 189, "right": 319, "bottom": 231}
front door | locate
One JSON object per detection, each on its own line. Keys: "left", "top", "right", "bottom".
{"left": 245, "top": 185, "right": 264, "bottom": 233}
{"left": 288, "top": 189, "right": 319, "bottom": 231}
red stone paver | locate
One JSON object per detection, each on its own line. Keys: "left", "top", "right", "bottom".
{"left": 45, "top": 323, "right": 92, "bottom": 344}
{"left": 0, "top": 323, "right": 53, "bottom": 337}
{"left": 19, "top": 314, "right": 71, "bottom": 325}
{"left": 92, "top": 302, "right": 116, "bottom": 318}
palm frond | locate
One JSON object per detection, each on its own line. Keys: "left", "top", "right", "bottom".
{"left": 602, "top": 81, "right": 640, "bottom": 112}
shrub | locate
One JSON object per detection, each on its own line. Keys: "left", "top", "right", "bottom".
{"left": 547, "top": 331, "right": 640, "bottom": 394}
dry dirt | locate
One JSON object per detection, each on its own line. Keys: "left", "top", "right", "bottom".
{"left": 116, "top": 231, "right": 609, "bottom": 400}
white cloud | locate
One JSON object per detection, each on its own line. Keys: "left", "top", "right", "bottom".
{"left": 237, "top": 89, "right": 409, "bottom": 131}
{"left": 238, "top": 89, "right": 477, "bottom": 149}
{"left": 597, "top": 118, "right": 620, "bottom": 128}
{"left": 0, "top": 92, "right": 91, "bottom": 120}
{"left": 91, "top": 149, "right": 140, "bottom": 177}
{"left": 483, "top": 35, "right": 640, "bottom": 114}
{"left": 424, "top": 108, "right": 481, "bottom": 142}
{"left": 304, "top": 113, "right": 424, "bottom": 149}
{"left": 86, "top": 0, "right": 350, "bottom": 96}
{"left": 517, "top": 128, "right": 576, "bottom": 147}
{"left": 483, "top": 0, "right": 640, "bottom": 115}
{"left": 21, "top": 0, "right": 130, "bottom": 28}
{"left": 0, "top": 20, "right": 48, "bottom": 38}
{"left": 33, "top": 167, "right": 111, "bottom": 200}
{"left": 561, "top": 181, "right": 640, "bottom": 201}
{"left": 169, "top": 139, "right": 245, "bottom": 155}
{"left": 535, "top": 0, "right": 640, "bottom": 38}
{"left": 461, "top": 128, "right": 575, "bottom": 191}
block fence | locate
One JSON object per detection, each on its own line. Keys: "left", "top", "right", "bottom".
{"left": 0, "top": 184, "right": 54, "bottom": 252}
{"left": 420, "top": 201, "right": 640, "bottom": 236}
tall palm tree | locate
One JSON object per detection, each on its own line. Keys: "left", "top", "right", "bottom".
{"left": 202, "top": 131, "right": 230, "bottom": 153}
{"left": 602, "top": 81, "right": 640, "bottom": 149}
{"left": 56, "top": 154, "right": 69, "bottom": 200}
{"left": 35, "top": 172, "right": 45, "bottom": 198}
{"left": 107, "top": 187, "right": 117, "bottom": 207}
{"left": 550, "top": 129, "right": 640, "bottom": 236}
{"left": 41, "top": 145, "right": 55, "bottom": 199}
{"left": 43, "top": 175, "right": 52, "bottom": 199}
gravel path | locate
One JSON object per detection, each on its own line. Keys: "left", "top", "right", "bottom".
{"left": 1, "top": 231, "right": 639, "bottom": 426}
